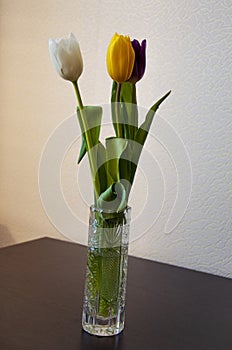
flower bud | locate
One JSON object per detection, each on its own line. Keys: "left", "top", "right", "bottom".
{"left": 129, "top": 39, "right": 146, "bottom": 83}
{"left": 106, "top": 33, "right": 135, "bottom": 83}
{"left": 49, "top": 33, "right": 83, "bottom": 82}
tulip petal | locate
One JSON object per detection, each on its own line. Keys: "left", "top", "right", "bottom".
{"left": 129, "top": 39, "right": 146, "bottom": 83}
{"left": 106, "top": 33, "right": 135, "bottom": 83}
{"left": 49, "top": 39, "right": 62, "bottom": 77}
{"left": 49, "top": 33, "right": 83, "bottom": 82}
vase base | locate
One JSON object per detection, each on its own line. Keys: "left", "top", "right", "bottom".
{"left": 82, "top": 310, "right": 125, "bottom": 336}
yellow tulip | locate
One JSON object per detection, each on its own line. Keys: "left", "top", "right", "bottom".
{"left": 106, "top": 33, "right": 135, "bottom": 83}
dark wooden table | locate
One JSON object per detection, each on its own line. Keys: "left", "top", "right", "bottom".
{"left": 0, "top": 238, "right": 231, "bottom": 350}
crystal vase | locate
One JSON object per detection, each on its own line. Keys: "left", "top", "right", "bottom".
{"left": 82, "top": 205, "right": 131, "bottom": 336}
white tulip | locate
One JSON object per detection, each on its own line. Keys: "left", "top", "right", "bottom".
{"left": 49, "top": 33, "right": 83, "bottom": 82}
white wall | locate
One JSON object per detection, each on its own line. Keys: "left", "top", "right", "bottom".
{"left": 0, "top": 0, "right": 231, "bottom": 277}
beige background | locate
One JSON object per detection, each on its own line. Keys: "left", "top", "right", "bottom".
{"left": 0, "top": 0, "right": 231, "bottom": 277}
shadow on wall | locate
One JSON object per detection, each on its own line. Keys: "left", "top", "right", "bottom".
{"left": 0, "top": 225, "right": 15, "bottom": 247}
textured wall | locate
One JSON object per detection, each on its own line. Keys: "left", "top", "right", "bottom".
{"left": 0, "top": 0, "right": 231, "bottom": 277}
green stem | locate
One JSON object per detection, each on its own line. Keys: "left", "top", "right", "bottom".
{"left": 72, "top": 81, "right": 98, "bottom": 201}
{"left": 115, "top": 82, "right": 123, "bottom": 138}
{"left": 131, "top": 83, "right": 138, "bottom": 140}
{"left": 86, "top": 215, "right": 126, "bottom": 317}
{"left": 115, "top": 82, "right": 121, "bottom": 104}
{"left": 132, "top": 83, "right": 137, "bottom": 105}
{"left": 73, "top": 80, "right": 83, "bottom": 109}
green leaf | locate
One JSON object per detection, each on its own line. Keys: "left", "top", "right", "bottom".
{"left": 110, "top": 82, "right": 138, "bottom": 140}
{"left": 120, "top": 82, "right": 133, "bottom": 103}
{"left": 111, "top": 84, "right": 127, "bottom": 138}
{"left": 97, "top": 182, "right": 127, "bottom": 213}
{"left": 120, "top": 83, "right": 138, "bottom": 139}
{"left": 76, "top": 106, "right": 108, "bottom": 201}
{"left": 119, "top": 139, "right": 143, "bottom": 193}
{"left": 77, "top": 135, "right": 87, "bottom": 163}
{"left": 110, "top": 82, "right": 118, "bottom": 136}
{"left": 111, "top": 81, "right": 117, "bottom": 103}
{"left": 88, "top": 141, "right": 107, "bottom": 201}
{"left": 76, "top": 106, "right": 103, "bottom": 163}
{"left": 118, "top": 90, "right": 171, "bottom": 188}
{"left": 136, "top": 90, "right": 171, "bottom": 146}
{"left": 105, "top": 137, "right": 127, "bottom": 184}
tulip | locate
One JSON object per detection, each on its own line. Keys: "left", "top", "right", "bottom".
{"left": 49, "top": 32, "right": 83, "bottom": 82}
{"left": 106, "top": 33, "right": 135, "bottom": 83}
{"left": 129, "top": 39, "right": 146, "bottom": 83}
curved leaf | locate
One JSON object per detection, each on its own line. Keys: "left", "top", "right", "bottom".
{"left": 97, "top": 182, "right": 127, "bottom": 213}
{"left": 136, "top": 90, "right": 171, "bottom": 146}
{"left": 105, "top": 137, "right": 127, "bottom": 183}
{"left": 88, "top": 141, "right": 107, "bottom": 201}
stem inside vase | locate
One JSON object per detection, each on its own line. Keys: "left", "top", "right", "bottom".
{"left": 82, "top": 206, "right": 131, "bottom": 336}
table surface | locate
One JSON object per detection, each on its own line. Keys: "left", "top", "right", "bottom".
{"left": 0, "top": 238, "right": 231, "bottom": 350}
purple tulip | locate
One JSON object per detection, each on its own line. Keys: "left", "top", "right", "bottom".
{"left": 129, "top": 39, "right": 146, "bottom": 83}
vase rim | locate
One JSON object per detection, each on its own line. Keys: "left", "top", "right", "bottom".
{"left": 90, "top": 204, "right": 131, "bottom": 215}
